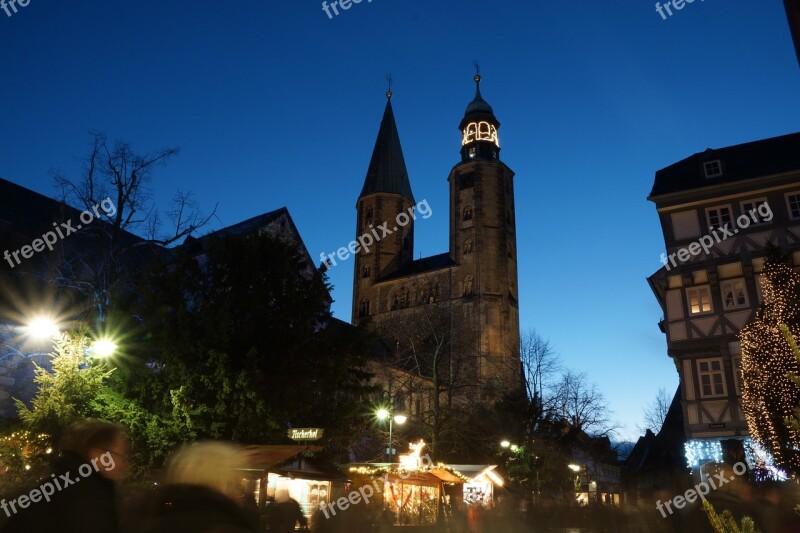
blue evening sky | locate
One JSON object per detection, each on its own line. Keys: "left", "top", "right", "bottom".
{"left": 1, "top": 0, "right": 798, "bottom": 440}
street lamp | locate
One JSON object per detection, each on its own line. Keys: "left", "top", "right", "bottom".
{"left": 376, "top": 408, "right": 407, "bottom": 460}
{"left": 24, "top": 316, "right": 60, "bottom": 341}
{"left": 500, "top": 440, "right": 511, "bottom": 448}
{"left": 90, "top": 338, "right": 117, "bottom": 358}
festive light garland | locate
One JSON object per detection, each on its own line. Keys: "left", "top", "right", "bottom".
{"left": 739, "top": 259, "right": 800, "bottom": 474}
{"left": 684, "top": 439, "right": 723, "bottom": 468}
{"left": 0, "top": 431, "right": 51, "bottom": 473}
{"left": 348, "top": 462, "right": 471, "bottom": 483}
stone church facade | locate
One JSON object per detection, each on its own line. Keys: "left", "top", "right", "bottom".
{"left": 351, "top": 76, "right": 522, "bottom": 395}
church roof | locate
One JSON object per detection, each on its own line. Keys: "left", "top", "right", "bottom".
{"left": 359, "top": 99, "right": 414, "bottom": 202}
{"left": 378, "top": 252, "right": 455, "bottom": 282}
{"left": 649, "top": 132, "right": 800, "bottom": 199}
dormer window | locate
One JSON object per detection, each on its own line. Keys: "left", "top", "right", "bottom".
{"left": 704, "top": 160, "right": 723, "bottom": 178}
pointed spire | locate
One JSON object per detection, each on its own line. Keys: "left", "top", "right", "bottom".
{"left": 359, "top": 94, "right": 414, "bottom": 201}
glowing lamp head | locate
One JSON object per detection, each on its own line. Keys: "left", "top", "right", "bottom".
{"left": 26, "top": 317, "right": 60, "bottom": 340}
{"left": 393, "top": 414, "right": 407, "bottom": 425}
{"left": 500, "top": 440, "right": 511, "bottom": 448}
{"left": 568, "top": 464, "right": 581, "bottom": 472}
{"left": 92, "top": 339, "right": 118, "bottom": 358}
{"left": 376, "top": 408, "right": 390, "bottom": 421}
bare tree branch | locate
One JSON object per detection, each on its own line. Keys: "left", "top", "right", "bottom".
{"left": 639, "top": 387, "right": 671, "bottom": 434}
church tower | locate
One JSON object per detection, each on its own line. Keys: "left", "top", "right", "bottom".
{"left": 448, "top": 74, "right": 521, "bottom": 390}
{"left": 351, "top": 91, "right": 415, "bottom": 324}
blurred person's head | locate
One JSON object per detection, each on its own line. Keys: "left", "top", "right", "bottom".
{"left": 61, "top": 418, "right": 128, "bottom": 482}
{"left": 163, "top": 442, "right": 245, "bottom": 502}
{"left": 275, "top": 489, "right": 290, "bottom": 503}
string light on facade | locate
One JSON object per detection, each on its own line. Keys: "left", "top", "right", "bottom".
{"left": 684, "top": 439, "right": 723, "bottom": 468}
{"left": 739, "top": 258, "right": 800, "bottom": 474}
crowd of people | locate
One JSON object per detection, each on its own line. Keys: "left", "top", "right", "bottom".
{"left": 3, "top": 419, "right": 800, "bottom": 532}
{"left": 0, "top": 420, "right": 303, "bottom": 533}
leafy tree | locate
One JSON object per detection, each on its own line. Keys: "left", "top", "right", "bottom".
{"left": 15, "top": 331, "right": 113, "bottom": 444}
{"left": 125, "top": 232, "right": 373, "bottom": 453}
{"left": 703, "top": 500, "right": 760, "bottom": 533}
{"left": 88, "top": 387, "right": 191, "bottom": 479}
{"left": 739, "top": 255, "right": 800, "bottom": 474}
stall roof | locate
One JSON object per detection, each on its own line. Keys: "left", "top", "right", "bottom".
{"left": 242, "top": 445, "right": 322, "bottom": 470}
{"left": 274, "top": 456, "right": 350, "bottom": 483}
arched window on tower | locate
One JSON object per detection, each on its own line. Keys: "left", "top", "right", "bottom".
{"left": 463, "top": 240, "right": 473, "bottom": 255}
{"left": 366, "top": 207, "right": 373, "bottom": 218}
{"left": 463, "top": 206, "right": 473, "bottom": 221}
{"left": 359, "top": 299, "right": 370, "bottom": 317}
{"left": 363, "top": 266, "right": 370, "bottom": 278}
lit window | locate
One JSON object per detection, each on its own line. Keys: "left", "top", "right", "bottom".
{"left": 687, "top": 286, "right": 712, "bottom": 314}
{"left": 786, "top": 193, "right": 800, "bottom": 220}
{"left": 703, "top": 160, "right": 723, "bottom": 178}
{"left": 668, "top": 275, "right": 683, "bottom": 288}
{"left": 468, "top": 147, "right": 476, "bottom": 159}
{"left": 697, "top": 359, "right": 726, "bottom": 397}
{"left": 463, "top": 207, "right": 473, "bottom": 221}
{"left": 463, "top": 240, "right": 473, "bottom": 255}
{"left": 720, "top": 279, "right": 748, "bottom": 309}
{"left": 706, "top": 206, "right": 732, "bottom": 230}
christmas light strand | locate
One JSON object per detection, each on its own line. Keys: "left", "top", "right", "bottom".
{"left": 739, "top": 259, "right": 800, "bottom": 474}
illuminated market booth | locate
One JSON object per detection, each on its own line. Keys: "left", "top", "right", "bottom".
{"left": 238, "top": 432, "right": 351, "bottom": 522}
{"left": 448, "top": 465, "right": 504, "bottom": 506}
{"left": 345, "top": 441, "right": 502, "bottom": 527}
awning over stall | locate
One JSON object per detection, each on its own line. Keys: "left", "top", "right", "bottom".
{"left": 242, "top": 445, "right": 322, "bottom": 470}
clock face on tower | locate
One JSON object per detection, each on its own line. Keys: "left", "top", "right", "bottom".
{"left": 462, "top": 121, "right": 499, "bottom": 147}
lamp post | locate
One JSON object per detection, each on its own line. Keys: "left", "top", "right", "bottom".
{"left": 376, "top": 408, "right": 407, "bottom": 460}
{"left": 568, "top": 463, "right": 597, "bottom": 505}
